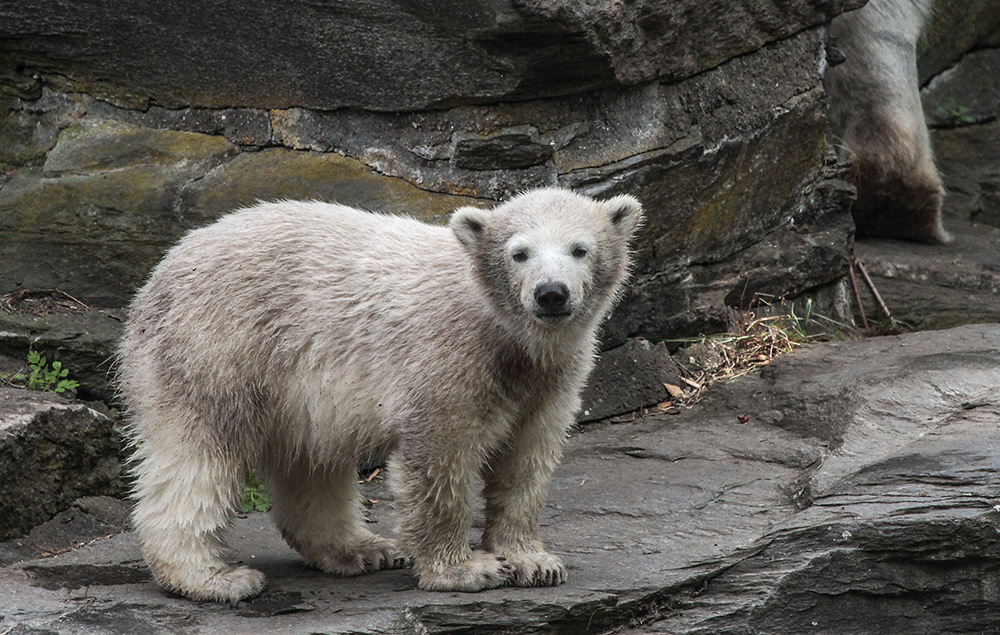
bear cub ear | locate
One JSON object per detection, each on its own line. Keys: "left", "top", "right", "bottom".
{"left": 604, "top": 194, "right": 644, "bottom": 237}
{"left": 451, "top": 206, "right": 492, "bottom": 248}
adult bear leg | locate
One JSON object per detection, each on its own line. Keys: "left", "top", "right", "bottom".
{"left": 826, "top": 0, "right": 950, "bottom": 244}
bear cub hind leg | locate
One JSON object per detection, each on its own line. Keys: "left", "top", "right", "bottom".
{"left": 267, "top": 458, "right": 408, "bottom": 576}
{"left": 131, "top": 429, "right": 265, "bottom": 603}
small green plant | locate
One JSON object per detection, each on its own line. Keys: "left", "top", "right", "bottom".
{"left": 240, "top": 470, "right": 272, "bottom": 513}
{"left": 936, "top": 102, "right": 975, "bottom": 127}
{"left": 3, "top": 350, "right": 80, "bottom": 393}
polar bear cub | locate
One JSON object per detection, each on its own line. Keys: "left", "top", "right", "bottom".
{"left": 118, "top": 188, "right": 643, "bottom": 602}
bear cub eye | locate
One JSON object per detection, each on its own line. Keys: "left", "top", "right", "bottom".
{"left": 512, "top": 249, "right": 529, "bottom": 263}
{"left": 571, "top": 245, "right": 588, "bottom": 259}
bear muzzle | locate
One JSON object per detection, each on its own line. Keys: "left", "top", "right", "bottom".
{"left": 532, "top": 282, "right": 572, "bottom": 324}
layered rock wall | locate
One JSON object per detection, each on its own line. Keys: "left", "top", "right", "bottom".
{"left": 1, "top": 0, "right": 862, "bottom": 344}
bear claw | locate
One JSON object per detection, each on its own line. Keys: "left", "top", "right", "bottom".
{"left": 503, "top": 551, "right": 566, "bottom": 587}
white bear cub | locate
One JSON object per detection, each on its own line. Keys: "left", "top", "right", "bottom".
{"left": 118, "top": 188, "right": 643, "bottom": 602}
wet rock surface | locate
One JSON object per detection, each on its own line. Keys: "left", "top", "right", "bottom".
{"left": 2, "top": 324, "right": 998, "bottom": 634}
{"left": 854, "top": 218, "right": 1000, "bottom": 332}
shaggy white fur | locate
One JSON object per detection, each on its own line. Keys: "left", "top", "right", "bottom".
{"left": 118, "top": 188, "right": 643, "bottom": 602}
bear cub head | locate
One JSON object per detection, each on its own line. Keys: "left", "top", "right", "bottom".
{"left": 450, "top": 188, "right": 643, "bottom": 331}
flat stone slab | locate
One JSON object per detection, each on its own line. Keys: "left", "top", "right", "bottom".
{"left": 854, "top": 218, "right": 1000, "bottom": 331}
{"left": 2, "top": 325, "right": 999, "bottom": 634}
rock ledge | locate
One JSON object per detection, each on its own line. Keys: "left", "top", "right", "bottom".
{"left": 2, "top": 325, "right": 999, "bottom": 634}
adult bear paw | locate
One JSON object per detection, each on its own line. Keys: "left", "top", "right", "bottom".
{"left": 417, "top": 550, "right": 514, "bottom": 592}
{"left": 504, "top": 551, "right": 567, "bottom": 587}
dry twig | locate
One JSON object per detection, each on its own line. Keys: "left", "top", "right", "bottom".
{"left": 0, "top": 289, "right": 89, "bottom": 316}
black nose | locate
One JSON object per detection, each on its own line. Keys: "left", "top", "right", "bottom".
{"left": 535, "top": 282, "right": 569, "bottom": 312}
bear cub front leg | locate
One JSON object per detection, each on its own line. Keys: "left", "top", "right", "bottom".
{"left": 499, "top": 552, "right": 567, "bottom": 587}
{"left": 480, "top": 415, "right": 569, "bottom": 588}
{"left": 391, "top": 449, "right": 516, "bottom": 592}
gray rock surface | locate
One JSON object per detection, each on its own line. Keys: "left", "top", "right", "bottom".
{"left": 933, "top": 120, "right": 1000, "bottom": 228}
{"left": 2, "top": 324, "right": 999, "bottom": 634}
{"left": 854, "top": 219, "right": 1000, "bottom": 332}
{"left": 0, "top": 496, "right": 131, "bottom": 567}
{"left": 922, "top": 48, "right": 1000, "bottom": 128}
{"left": 0, "top": 24, "right": 857, "bottom": 336}
{"left": 0, "top": 0, "right": 862, "bottom": 111}
{"left": 0, "top": 387, "right": 123, "bottom": 540}
{"left": 2, "top": 0, "right": 997, "bottom": 352}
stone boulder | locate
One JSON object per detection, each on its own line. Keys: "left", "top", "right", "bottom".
{"left": 579, "top": 337, "right": 681, "bottom": 422}
{"left": 1, "top": 325, "right": 998, "bottom": 633}
{"left": 0, "top": 387, "right": 123, "bottom": 540}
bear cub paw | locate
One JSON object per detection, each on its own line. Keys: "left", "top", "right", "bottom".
{"left": 307, "top": 535, "right": 408, "bottom": 576}
{"left": 504, "top": 551, "right": 567, "bottom": 587}
{"left": 168, "top": 564, "right": 266, "bottom": 604}
{"left": 417, "top": 550, "right": 514, "bottom": 592}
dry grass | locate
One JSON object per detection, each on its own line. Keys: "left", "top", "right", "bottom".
{"left": 668, "top": 301, "right": 856, "bottom": 406}
{"left": 605, "top": 303, "right": 852, "bottom": 423}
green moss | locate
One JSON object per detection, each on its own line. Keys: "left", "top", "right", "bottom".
{"left": 1, "top": 128, "right": 483, "bottom": 305}
{"left": 186, "top": 148, "right": 482, "bottom": 225}
{"left": 43, "top": 120, "right": 236, "bottom": 175}
{"left": 0, "top": 158, "right": 227, "bottom": 305}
